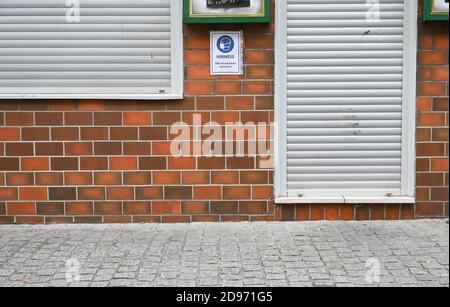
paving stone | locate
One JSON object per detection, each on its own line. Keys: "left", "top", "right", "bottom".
{"left": 0, "top": 220, "right": 447, "bottom": 287}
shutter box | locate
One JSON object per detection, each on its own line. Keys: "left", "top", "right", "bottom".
{"left": 0, "top": 0, "right": 183, "bottom": 100}
{"left": 275, "top": 0, "right": 417, "bottom": 204}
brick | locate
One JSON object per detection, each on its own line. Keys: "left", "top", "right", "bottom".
{"left": 186, "top": 66, "right": 214, "bottom": 80}
{"left": 81, "top": 127, "right": 108, "bottom": 140}
{"left": 431, "top": 66, "right": 449, "bottom": 81}
{"left": 240, "top": 171, "right": 268, "bottom": 184}
{"left": 244, "top": 50, "right": 274, "bottom": 64}
{"left": 117, "top": 172, "right": 150, "bottom": 186}
{"left": 65, "top": 112, "right": 93, "bottom": 126}
{"left": 37, "top": 202, "right": 64, "bottom": 215}
{"left": 153, "top": 171, "right": 180, "bottom": 185}
{"left": 246, "top": 34, "right": 274, "bottom": 49}
{"left": 416, "top": 202, "right": 444, "bottom": 217}
{"left": 22, "top": 127, "right": 49, "bottom": 141}
{"left": 246, "top": 66, "right": 274, "bottom": 79}
{"left": 152, "top": 201, "right": 181, "bottom": 215}
{"left": 123, "top": 202, "right": 151, "bottom": 215}
{"left": 433, "top": 98, "right": 449, "bottom": 111}
{"left": 22, "top": 157, "right": 48, "bottom": 171}
{"left": 124, "top": 142, "right": 151, "bottom": 155}
{"left": 325, "top": 205, "right": 340, "bottom": 221}
{"left": 46, "top": 217, "right": 74, "bottom": 224}
{"left": 184, "top": 50, "right": 209, "bottom": 64}
{"left": 153, "top": 112, "right": 181, "bottom": 125}
{"left": 222, "top": 215, "right": 249, "bottom": 222}
{"left": 212, "top": 171, "right": 239, "bottom": 184}
{"left": 94, "top": 202, "right": 122, "bottom": 215}
{"left": 417, "top": 173, "right": 444, "bottom": 186}
{"left": 162, "top": 216, "right": 191, "bottom": 223}
{"left": 255, "top": 96, "right": 274, "bottom": 110}
{"left": 417, "top": 143, "right": 445, "bottom": 156}
{"left": 6, "top": 173, "right": 34, "bottom": 186}
{"left": 65, "top": 142, "right": 93, "bottom": 156}
{"left": 0, "top": 188, "right": 18, "bottom": 200}
{"left": 371, "top": 205, "right": 386, "bottom": 220}
{"left": 5, "top": 143, "right": 33, "bottom": 156}
{"left": 198, "top": 157, "right": 225, "bottom": 169}
{"left": 167, "top": 157, "right": 195, "bottom": 170}
{"left": 211, "top": 201, "right": 238, "bottom": 214}
{"left": 48, "top": 187, "right": 76, "bottom": 201}
{"left": 94, "top": 172, "right": 122, "bottom": 186}
{"left": 214, "top": 82, "right": 242, "bottom": 95}
{"left": 65, "top": 202, "right": 93, "bottom": 215}
{"left": 19, "top": 187, "right": 47, "bottom": 201}
{"left": 106, "top": 187, "right": 134, "bottom": 201}
{"left": 36, "top": 143, "right": 63, "bottom": 156}
{"left": 0, "top": 128, "right": 20, "bottom": 141}
{"left": 140, "top": 127, "right": 167, "bottom": 140}
{"left": 94, "top": 112, "right": 122, "bottom": 125}
{"left": 431, "top": 187, "right": 449, "bottom": 201}
{"left": 211, "top": 111, "right": 239, "bottom": 124}
{"left": 136, "top": 187, "right": 163, "bottom": 200}
{"left": 340, "top": 205, "right": 355, "bottom": 221}
{"left": 78, "top": 187, "right": 105, "bottom": 201}
{"left": 432, "top": 158, "right": 449, "bottom": 171}
{"left": 227, "top": 96, "right": 254, "bottom": 110}
{"left": 432, "top": 128, "right": 449, "bottom": 142}
{"left": 109, "top": 157, "right": 137, "bottom": 171}
{"left": 418, "top": 113, "right": 446, "bottom": 126}
{"left": 182, "top": 171, "right": 209, "bottom": 184}
{"left": 240, "top": 201, "right": 267, "bottom": 214}
{"left": 94, "top": 142, "right": 122, "bottom": 156}
{"left": 418, "top": 82, "right": 447, "bottom": 96}
{"left": 310, "top": 205, "right": 325, "bottom": 221}
{"left": 193, "top": 186, "right": 221, "bottom": 200}
{"left": 80, "top": 157, "right": 108, "bottom": 170}
{"left": 36, "top": 172, "right": 63, "bottom": 186}
{"left": 227, "top": 157, "right": 254, "bottom": 169}
{"left": 400, "top": 204, "right": 415, "bottom": 220}
{"left": 295, "top": 205, "right": 310, "bottom": 221}
{"left": 0, "top": 158, "right": 20, "bottom": 171}
{"left": 16, "top": 217, "right": 44, "bottom": 224}
{"left": 252, "top": 186, "right": 272, "bottom": 199}
{"left": 192, "top": 215, "right": 220, "bottom": 222}
{"left": 51, "top": 127, "right": 79, "bottom": 141}
{"left": 243, "top": 81, "right": 271, "bottom": 95}
{"left": 165, "top": 186, "right": 192, "bottom": 200}
{"left": 197, "top": 96, "right": 225, "bottom": 110}
{"left": 181, "top": 201, "right": 209, "bottom": 214}
{"left": 74, "top": 216, "right": 103, "bottom": 224}
{"left": 223, "top": 186, "right": 250, "bottom": 199}
{"left": 123, "top": 112, "right": 151, "bottom": 126}
{"left": 385, "top": 204, "right": 400, "bottom": 220}
{"left": 185, "top": 81, "right": 213, "bottom": 95}
{"left": 6, "top": 202, "right": 35, "bottom": 215}
{"left": 139, "top": 157, "right": 167, "bottom": 170}
{"left": 280, "top": 205, "right": 295, "bottom": 221}
{"left": 418, "top": 50, "right": 448, "bottom": 65}
{"left": 5, "top": 112, "right": 33, "bottom": 126}
{"left": 35, "top": 112, "right": 63, "bottom": 126}
{"left": 110, "top": 127, "right": 137, "bottom": 140}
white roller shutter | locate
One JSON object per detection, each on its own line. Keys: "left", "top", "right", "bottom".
{"left": 0, "top": 0, "right": 183, "bottom": 99}
{"left": 275, "top": 0, "right": 417, "bottom": 203}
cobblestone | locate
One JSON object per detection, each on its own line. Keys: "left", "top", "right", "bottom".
{"left": 0, "top": 220, "right": 448, "bottom": 287}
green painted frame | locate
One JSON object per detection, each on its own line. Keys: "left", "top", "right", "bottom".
{"left": 184, "top": 0, "right": 271, "bottom": 24}
{"left": 423, "top": 0, "right": 449, "bottom": 21}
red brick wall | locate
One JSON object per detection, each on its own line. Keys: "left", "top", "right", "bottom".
{"left": 0, "top": 3, "right": 448, "bottom": 224}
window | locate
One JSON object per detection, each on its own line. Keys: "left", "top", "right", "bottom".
{"left": 275, "top": 0, "right": 418, "bottom": 203}
{"left": 0, "top": 0, "right": 183, "bottom": 100}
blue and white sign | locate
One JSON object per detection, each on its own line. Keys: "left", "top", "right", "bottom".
{"left": 211, "top": 31, "right": 243, "bottom": 75}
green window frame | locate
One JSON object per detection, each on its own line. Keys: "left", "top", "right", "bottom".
{"left": 184, "top": 0, "right": 271, "bottom": 24}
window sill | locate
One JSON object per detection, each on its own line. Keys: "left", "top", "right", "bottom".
{"left": 275, "top": 197, "right": 416, "bottom": 204}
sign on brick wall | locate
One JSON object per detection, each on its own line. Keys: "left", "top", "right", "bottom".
{"left": 424, "top": 0, "right": 449, "bottom": 21}
{"left": 184, "top": 0, "right": 271, "bottom": 23}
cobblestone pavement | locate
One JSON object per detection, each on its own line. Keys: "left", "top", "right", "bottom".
{"left": 0, "top": 220, "right": 448, "bottom": 287}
